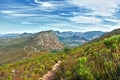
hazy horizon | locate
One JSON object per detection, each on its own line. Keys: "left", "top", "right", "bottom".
{"left": 0, "top": 29, "right": 108, "bottom": 35}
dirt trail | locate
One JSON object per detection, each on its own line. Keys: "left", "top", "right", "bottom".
{"left": 39, "top": 61, "right": 61, "bottom": 80}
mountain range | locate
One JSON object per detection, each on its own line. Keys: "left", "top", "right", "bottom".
{"left": 0, "top": 30, "right": 105, "bottom": 65}
{"left": 0, "top": 28, "right": 119, "bottom": 80}
{"left": 0, "top": 31, "right": 105, "bottom": 47}
{"left": 0, "top": 30, "right": 63, "bottom": 65}
{"left": 55, "top": 31, "right": 105, "bottom": 46}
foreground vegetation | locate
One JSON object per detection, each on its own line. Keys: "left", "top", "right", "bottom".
{"left": 0, "top": 35, "right": 120, "bottom": 80}
{"left": 55, "top": 35, "right": 120, "bottom": 80}
{"left": 0, "top": 50, "right": 68, "bottom": 80}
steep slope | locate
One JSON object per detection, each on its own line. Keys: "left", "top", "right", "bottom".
{"left": 93, "top": 28, "right": 120, "bottom": 41}
{"left": 0, "top": 28, "right": 119, "bottom": 80}
{"left": 0, "top": 31, "right": 105, "bottom": 47}
{"left": 25, "top": 30, "right": 64, "bottom": 51}
{"left": 54, "top": 29, "right": 120, "bottom": 80}
{"left": 0, "top": 30, "right": 64, "bottom": 65}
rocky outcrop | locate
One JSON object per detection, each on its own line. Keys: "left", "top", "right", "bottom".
{"left": 28, "top": 30, "right": 64, "bottom": 51}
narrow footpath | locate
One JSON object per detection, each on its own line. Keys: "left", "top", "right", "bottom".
{"left": 39, "top": 61, "right": 61, "bottom": 80}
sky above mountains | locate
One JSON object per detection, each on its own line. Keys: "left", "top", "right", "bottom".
{"left": 0, "top": 0, "right": 120, "bottom": 34}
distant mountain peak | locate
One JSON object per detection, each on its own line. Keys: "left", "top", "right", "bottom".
{"left": 55, "top": 30, "right": 105, "bottom": 47}
{"left": 27, "top": 30, "right": 64, "bottom": 51}
{"left": 0, "top": 30, "right": 64, "bottom": 64}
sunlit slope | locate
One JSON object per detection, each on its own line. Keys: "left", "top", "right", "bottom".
{"left": 0, "top": 29, "right": 120, "bottom": 80}
{"left": 92, "top": 28, "right": 120, "bottom": 42}
{"left": 55, "top": 35, "right": 120, "bottom": 80}
{"left": 0, "top": 30, "right": 64, "bottom": 65}
{"left": 0, "top": 34, "right": 120, "bottom": 80}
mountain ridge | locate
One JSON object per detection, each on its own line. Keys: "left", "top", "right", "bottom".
{"left": 0, "top": 30, "right": 63, "bottom": 65}
{"left": 91, "top": 28, "right": 120, "bottom": 42}
{"left": 0, "top": 30, "right": 105, "bottom": 47}
{"left": 55, "top": 31, "right": 105, "bottom": 46}
{"left": 0, "top": 28, "right": 119, "bottom": 80}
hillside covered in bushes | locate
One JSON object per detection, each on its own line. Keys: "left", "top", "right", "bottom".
{"left": 0, "top": 34, "right": 120, "bottom": 80}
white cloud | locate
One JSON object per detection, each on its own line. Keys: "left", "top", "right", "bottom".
{"left": 41, "top": 2, "right": 54, "bottom": 8}
{"left": 65, "top": 24, "right": 120, "bottom": 32}
{"left": 68, "top": 0, "right": 120, "bottom": 16}
{"left": 69, "top": 16, "right": 102, "bottom": 23}
{"left": 105, "top": 18, "right": 120, "bottom": 23}
{"left": 9, "top": 13, "right": 40, "bottom": 17}
{"left": 21, "top": 21, "right": 35, "bottom": 25}
{"left": 80, "top": 23, "right": 120, "bottom": 32}
{"left": 33, "top": 0, "right": 57, "bottom": 12}
{"left": 34, "top": 0, "right": 54, "bottom": 8}
{"left": 101, "top": 25, "right": 120, "bottom": 32}
{"left": 0, "top": 10, "right": 16, "bottom": 14}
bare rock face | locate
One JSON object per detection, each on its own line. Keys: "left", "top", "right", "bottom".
{"left": 29, "top": 30, "right": 64, "bottom": 51}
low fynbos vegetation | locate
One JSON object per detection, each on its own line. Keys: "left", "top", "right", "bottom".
{"left": 0, "top": 35, "right": 120, "bottom": 80}
{"left": 0, "top": 52, "right": 67, "bottom": 80}
{"left": 55, "top": 35, "right": 120, "bottom": 80}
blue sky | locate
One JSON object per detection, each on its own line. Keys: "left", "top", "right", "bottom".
{"left": 0, "top": 0, "right": 120, "bottom": 34}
